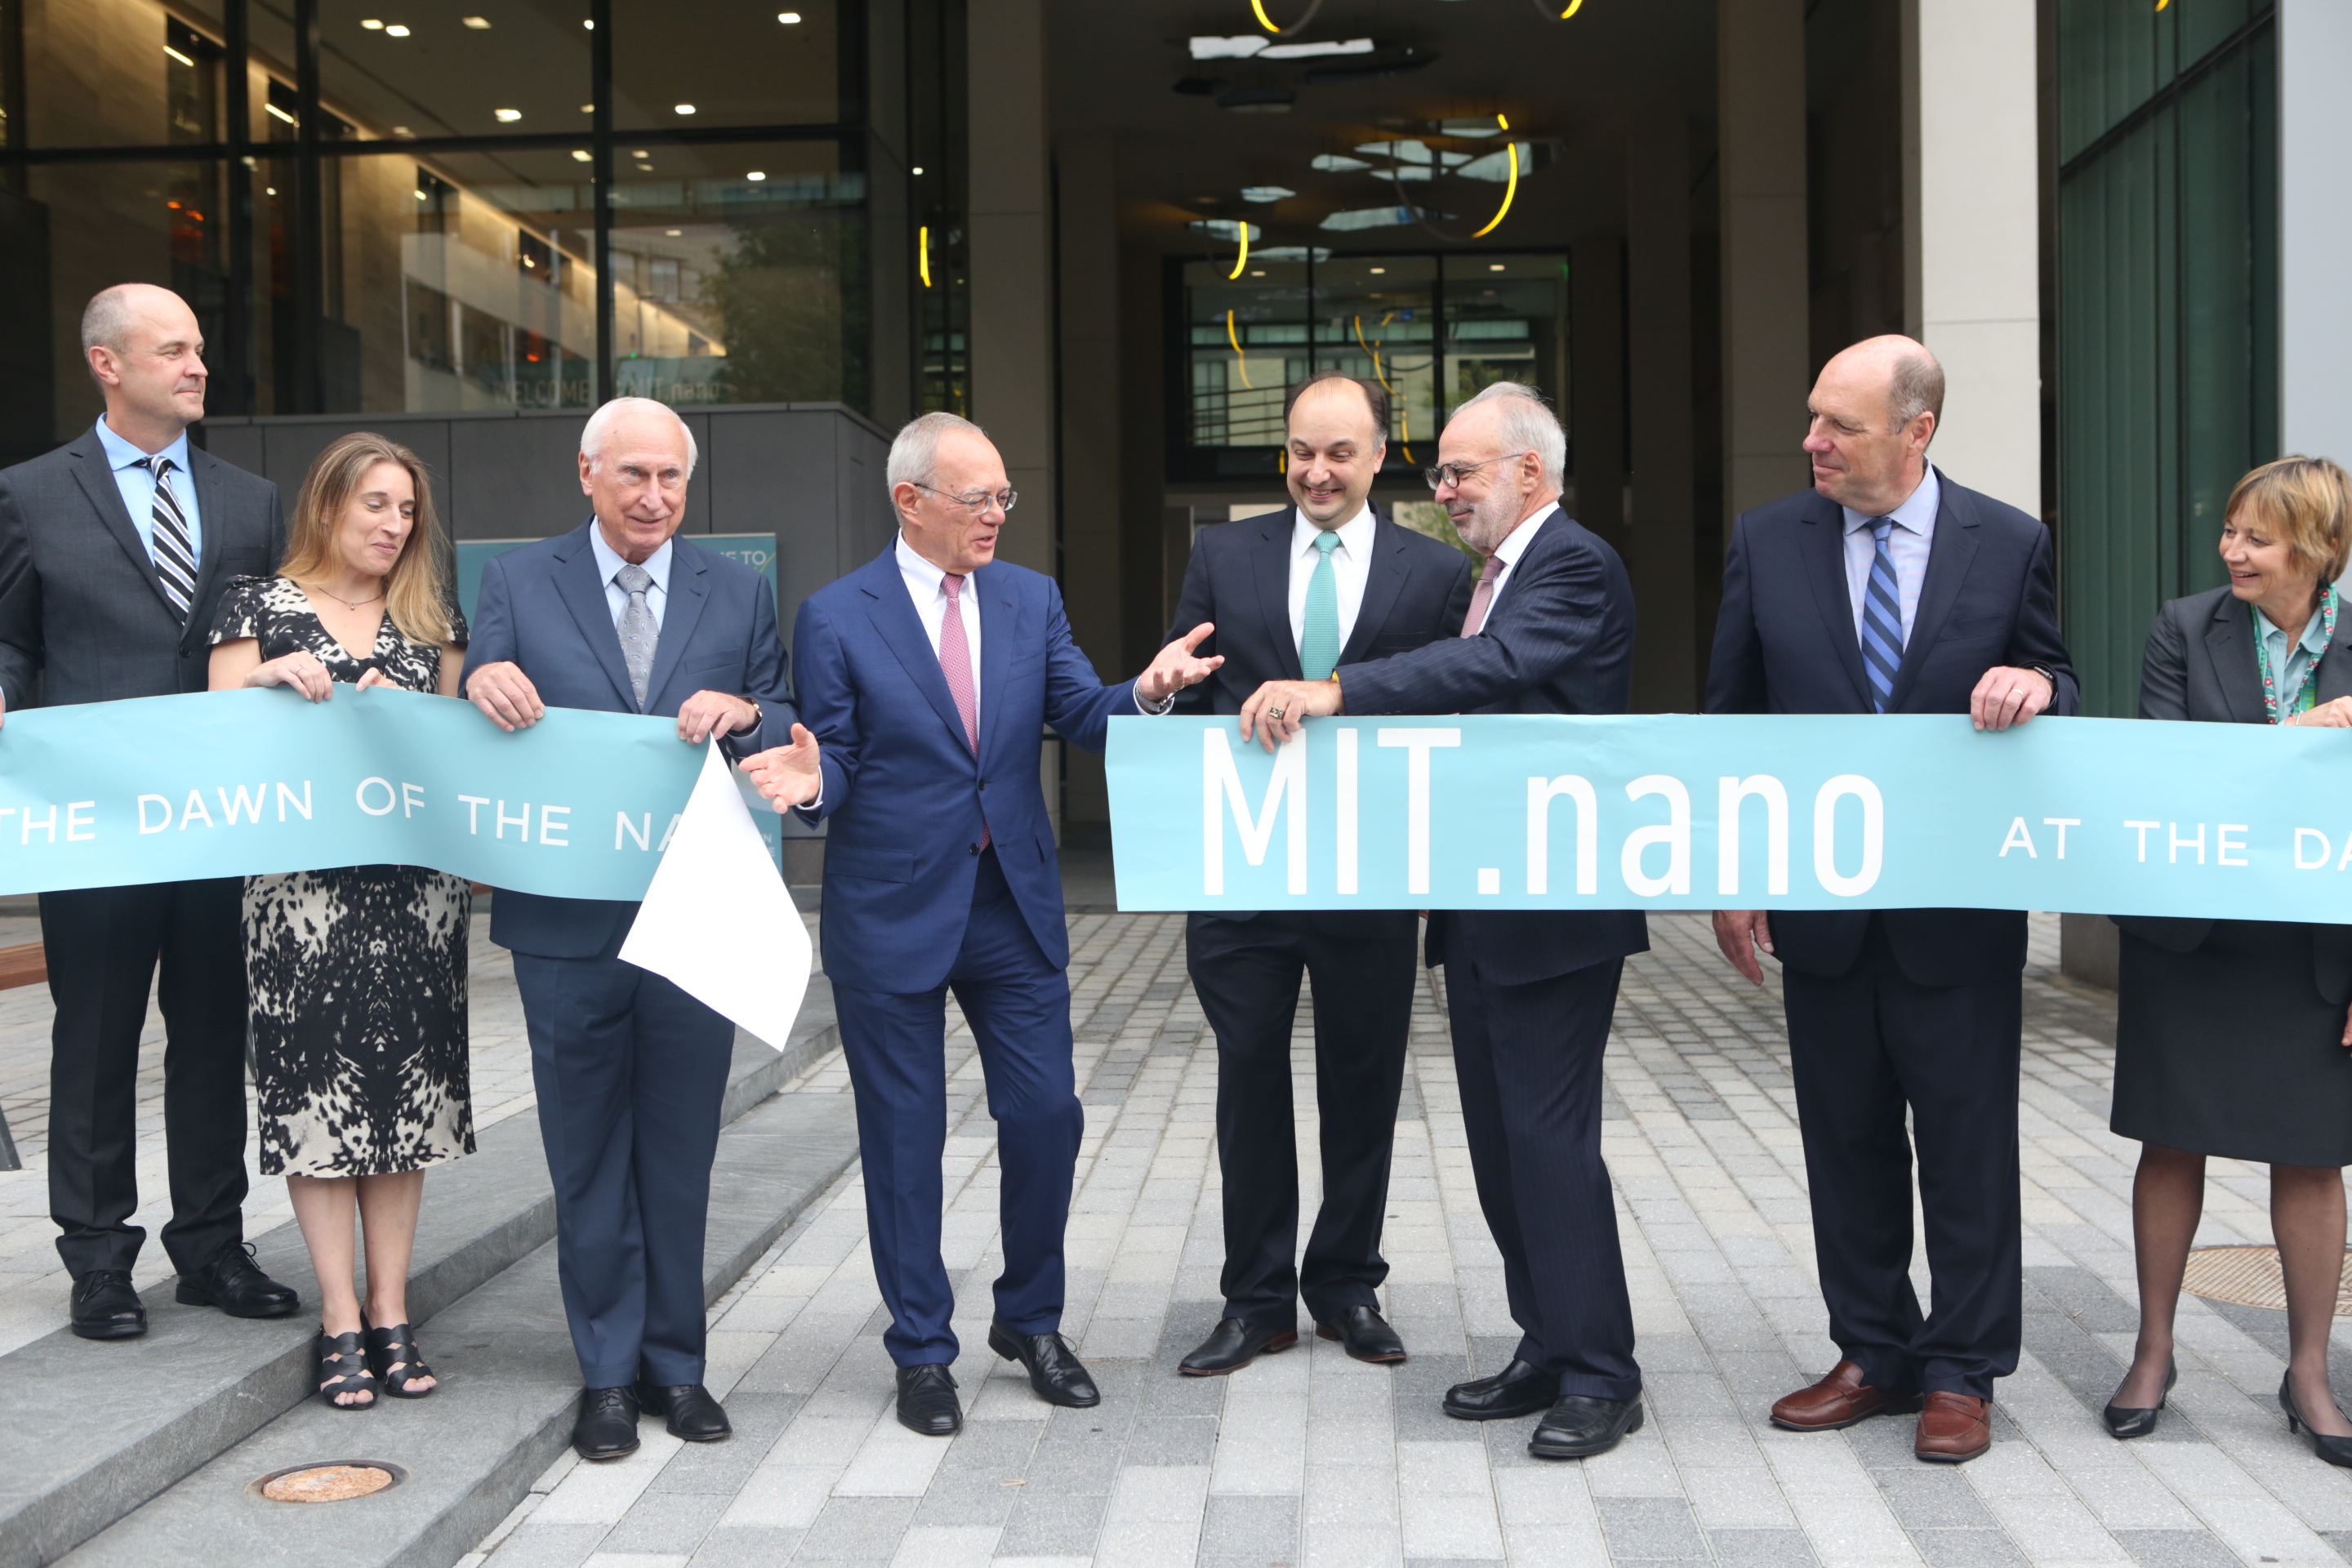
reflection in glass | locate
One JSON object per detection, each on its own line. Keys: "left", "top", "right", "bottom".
{"left": 317, "top": 0, "right": 591, "bottom": 141}
{"left": 608, "top": 142, "right": 866, "bottom": 410}
{"left": 1443, "top": 255, "right": 1567, "bottom": 416}
{"left": 1313, "top": 255, "right": 1437, "bottom": 466}
{"left": 1184, "top": 260, "right": 1309, "bottom": 454}
{"left": 611, "top": 0, "right": 839, "bottom": 131}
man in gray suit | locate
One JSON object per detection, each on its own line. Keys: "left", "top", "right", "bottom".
{"left": 0, "top": 283, "right": 298, "bottom": 1339}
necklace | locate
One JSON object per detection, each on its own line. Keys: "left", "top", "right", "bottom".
{"left": 310, "top": 583, "right": 385, "bottom": 609}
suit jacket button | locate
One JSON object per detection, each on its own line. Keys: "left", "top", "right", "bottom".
{"left": 978, "top": 778, "right": 988, "bottom": 791}
{"left": 969, "top": 842, "right": 981, "bottom": 855}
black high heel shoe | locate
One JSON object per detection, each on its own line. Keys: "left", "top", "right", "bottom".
{"left": 2278, "top": 1371, "right": 2352, "bottom": 1468}
{"left": 315, "top": 1330, "right": 378, "bottom": 1411}
{"left": 2101, "top": 1360, "right": 2176, "bottom": 1439}
{"left": 363, "top": 1321, "right": 436, "bottom": 1399}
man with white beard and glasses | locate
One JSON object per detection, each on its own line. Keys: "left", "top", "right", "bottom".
{"left": 1236, "top": 382, "right": 1649, "bottom": 1460}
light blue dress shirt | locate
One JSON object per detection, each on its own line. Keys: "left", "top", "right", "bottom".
{"left": 1840, "top": 464, "right": 1940, "bottom": 644}
{"left": 2252, "top": 599, "right": 2332, "bottom": 718}
{"left": 91, "top": 416, "right": 203, "bottom": 565}
{"left": 587, "top": 523, "right": 670, "bottom": 630}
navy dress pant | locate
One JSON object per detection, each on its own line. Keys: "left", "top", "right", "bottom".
{"left": 1445, "top": 953, "right": 1640, "bottom": 1402}
{"left": 1187, "top": 911, "right": 1416, "bottom": 1327}
{"left": 1780, "top": 918, "right": 2023, "bottom": 1399}
{"left": 833, "top": 848, "right": 1083, "bottom": 1366}
{"left": 514, "top": 952, "right": 737, "bottom": 1389}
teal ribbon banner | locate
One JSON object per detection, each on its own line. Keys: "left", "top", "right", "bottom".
{"left": 0, "top": 687, "right": 706, "bottom": 898}
{"left": 1107, "top": 714, "right": 2352, "bottom": 921}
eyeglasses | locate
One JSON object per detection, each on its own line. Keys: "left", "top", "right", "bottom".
{"left": 1423, "top": 452, "right": 1530, "bottom": 492}
{"left": 911, "top": 480, "right": 1018, "bottom": 515}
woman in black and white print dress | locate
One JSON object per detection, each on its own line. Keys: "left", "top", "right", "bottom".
{"left": 208, "top": 431, "right": 470, "bottom": 1412}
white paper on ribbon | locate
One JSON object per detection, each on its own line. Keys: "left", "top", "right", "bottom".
{"left": 619, "top": 741, "right": 813, "bottom": 1051}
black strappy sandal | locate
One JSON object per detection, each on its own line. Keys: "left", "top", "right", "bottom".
{"left": 363, "top": 1321, "right": 437, "bottom": 1399}
{"left": 317, "top": 1330, "right": 379, "bottom": 1410}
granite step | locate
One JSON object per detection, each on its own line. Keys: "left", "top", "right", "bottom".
{"left": 56, "top": 1083, "right": 862, "bottom": 1568}
{"left": 0, "top": 978, "right": 841, "bottom": 1568}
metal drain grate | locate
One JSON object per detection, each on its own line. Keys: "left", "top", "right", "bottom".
{"left": 252, "top": 1461, "right": 404, "bottom": 1503}
{"left": 2180, "top": 1245, "right": 2352, "bottom": 1315}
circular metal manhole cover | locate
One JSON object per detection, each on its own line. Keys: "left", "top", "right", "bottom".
{"left": 252, "top": 1461, "right": 406, "bottom": 1503}
{"left": 2181, "top": 1245, "right": 2352, "bottom": 1315}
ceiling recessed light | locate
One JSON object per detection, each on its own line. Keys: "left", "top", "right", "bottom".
{"left": 746, "top": 171, "right": 767, "bottom": 181}
{"left": 361, "top": 17, "right": 384, "bottom": 27}
{"left": 392, "top": 125, "right": 412, "bottom": 136}
{"left": 494, "top": 108, "right": 522, "bottom": 122}
{"left": 631, "top": 149, "right": 648, "bottom": 157}
{"left": 1241, "top": 185, "right": 1296, "bottom": 204}
{"left": 1368, "top": 266, "right": 1386, "bottom": 274}
{"left": 581, "top": 103, "right": 595, "bottom": 113}
{"left": 265, "top": 186, "right": 278, "bottom": 195}
{"left": 1249, "top": 269, "right": 1265, "bottom": 276}
{"left": 665, "top": 229, "right": 682, "bottom": 236}
{"left": 673, "top": 103, "right": 696, "bottom": 115}
{"left": 571, "top": 149, "right": 591, "bottom": 163}
{"left": 777, "top": 9, "right": 802, "bottom": 20}
{"left": 911, "top": 165, "right": 924, "bottom": 175}
{"left": 581, "top": 16, "right": 593, "bottom": 27}
{"left": 383, "top": 23, "right": 410, "bottom": 35}
{"left": 414, "top": 189, "right": 428, "bottom": 200}
{"left": 1489, "top": 262, "right": 1505, "bottom": 271}
{"left": 461, "top": 14, "right": 490, "bottom": 27}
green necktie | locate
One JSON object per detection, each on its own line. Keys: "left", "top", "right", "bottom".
{"left": 1299, "top": 530, "right": 1342, "bottom": 680}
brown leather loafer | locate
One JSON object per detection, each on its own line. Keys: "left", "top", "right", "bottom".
{"left": 1770, "top": 1360, "right": 1920, "bottom": 1431}
{"left": 1914, "top": 1391, "right": 1993, "bottom": 1463}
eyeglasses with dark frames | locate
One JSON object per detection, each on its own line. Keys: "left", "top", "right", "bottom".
{"left": 1423, "top": 452, "right": 1531, "bottom": 492}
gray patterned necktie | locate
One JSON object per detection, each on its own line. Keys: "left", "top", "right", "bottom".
{"left": 615, "top": 563, "right": 656, "bottom": 709}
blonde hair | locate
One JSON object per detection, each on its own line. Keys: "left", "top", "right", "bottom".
{"left": 281, "top": 433, "right": 457, "bottom": 648}
{"left": 2227, "top": 455, "right": 2352, "bottom": 586}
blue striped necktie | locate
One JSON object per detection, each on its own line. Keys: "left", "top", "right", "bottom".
{"left": 1860, "top": 517, "right": 1904, "bottom": 713}
{"left": 1298, "top": 531, "right": 1342, "bottom": 679}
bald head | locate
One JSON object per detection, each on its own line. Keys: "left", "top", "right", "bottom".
{"left": 1803, "top": 335, "right": 1944, "bottom": 515}
{"left": 82, "top": 284, "right": 207, "bottom": 450}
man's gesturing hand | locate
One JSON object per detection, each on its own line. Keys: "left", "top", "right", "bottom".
{"left": 1237, "top": 678, "right": 1343, "bottom": 752}
{"left": 1135, "top": 622, "right": 1224, "bottom": 706}
{"left": 739, "top": 724, "right": 822, "bottom": 810}
{"left": 1713, "top": 910, "right": 1775, "bottom": 987}
{"left": 1968, "top": 666, "right": 2053, "bottom": 732}
{"left": 677, "top": 689, "right": 758, "bottom": 744}
{"left": 467, "top": 661, "right": 546, "bottom": 733}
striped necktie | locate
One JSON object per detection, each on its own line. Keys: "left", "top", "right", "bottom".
{"left": 136, "top": 455, "right": 196, "bottom": 622}
{"left": 1860, "top": 517, "right": 1904, "bottom": 713}
{"left": 1298, "top": 531, "right": 1342, "bottom": 679}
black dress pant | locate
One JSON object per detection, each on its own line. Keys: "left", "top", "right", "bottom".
{"left": 1446, "top": 952, "right": 1640, "bottom": 1401}
{"left": 1781, "top": 918, "right": 2023, "bottom": 1399}
{"left": 1188, "top": 911, "right": 1416, "bottom": 1327}
{"left": 42, "top": 879, "right": 250, "bottom": 1276}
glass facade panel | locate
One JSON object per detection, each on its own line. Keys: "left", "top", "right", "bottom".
{"left": 611, "top": 0, "right": 840, "bottom": 131}
{"left": 1183, "top": 258, "right": 1310, "bottom": 461}
{"left": 19, "top": 0, "right": 224, "bottom": 147}
{"left": 1443, "top": 254, "right": 1568, "bottom": 430}
{"left": 317, "top": 0, "right": 593, "bottom": 143}
{"left": 1314, "top": 256, "right": 1437, "bottom": 467}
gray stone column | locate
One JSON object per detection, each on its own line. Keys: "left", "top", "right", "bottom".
{"left": 1717, "top": 0, "right": 1812, "bottom": 523}
{"left": 1625, "top": 116, "right": 1696, "bottom": 712}
{"left": 1056, "top": 136, "right": 1121, "bottom": 827}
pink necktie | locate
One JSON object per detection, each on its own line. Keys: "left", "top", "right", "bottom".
{"left": 1459, "top": 553, "right": 1506, "bottom": 637}
{"left": 939, "top": 574, "right": 989, "bottom": 849}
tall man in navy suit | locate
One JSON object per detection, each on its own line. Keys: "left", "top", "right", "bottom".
{"left": 1163, "top": 371, "right": 1472, "bottom": 1377}
{"left": 1238, "top": 382, "right": 1650, "bottom": 1461}
{"left": 1705, "top": 336, "right": 2077, "bottom": 1464}
{"left": 742, "top": 412, "right": 1220, "bottom": 1437}
{"left": 464, "top": 397, "right": 804, "bottom": 1463}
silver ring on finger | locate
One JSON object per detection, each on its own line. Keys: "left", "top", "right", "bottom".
{"left": 1267, "top": 706, "right": 1286, "bottom": 721}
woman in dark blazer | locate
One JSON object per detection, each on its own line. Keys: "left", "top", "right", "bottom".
{"left": 2103, "top": 455, "right": 2352, "bottom": 1464}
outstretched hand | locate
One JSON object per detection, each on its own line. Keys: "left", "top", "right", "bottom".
{"left": 739, "top": 723, "right": 822, "bottom": 811}
{"left": 1136, "top": 622, "right": 1223, "bottom": 705}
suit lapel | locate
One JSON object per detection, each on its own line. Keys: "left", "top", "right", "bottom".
{"left": 182, "top": 450, "right": 234, "bottom": 648}
{"left": 858, "top": 548, "right": 974, "bottom": 753}
{"left": 1253, "top": 513, "right": 1304, "bottom": 680}
{"left": 1888, "top": 479, "right": 1980, "bottom": 711}
{"left": 2319, "top": 613, "right": 2352, "bottom": 706}
{"left": 643, "top": 543, "right": 710, "bottom": 708}
{"left": 1339, "top": 507, "right": 1408, "bottom": 665}
{"left": 974, "top": 564, "right": 1013, "bottom": 763}
{"left": 550, "top": 524, "right": 640, "bottom": 710}
{"left": 2207, "top": 595, "right": 2273, "bottom": 721}
{"left": 1797, "top": 496, "right": 1870, "bottom": 709}
{"left": 69, "top": 436, "right": 176, "bottom": 617}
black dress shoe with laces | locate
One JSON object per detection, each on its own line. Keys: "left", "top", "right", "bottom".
{"left": 574, "top": 1385, "right": 642, "bottom": 1460}
{"left": 1316, "top": 1305, "right": 1406, "bottom": 1364}
{"left": 987, "top": 1321, "right": 1100, "bottom": 1407}
{"left": 69, "top": 1269, "right": 146, "bottom": 1340}
{"left": 1529, "top": 1393, "right": 1645, "bottom": 1459}
{"left": 635, "top": 1380, "right": 732, "bottom": 1441}
{"left": 897, "top": 1364, "right": 962, "bottom": 1437}
{"left": 1178, "top": 1317, "right": 1298, "bottom": 1377}
{"left": 173, "top": 1241, "right": 300, "bottom": 1319}
{"left": 1444, "top": 1359, "right": 1560, "bottom": 1420}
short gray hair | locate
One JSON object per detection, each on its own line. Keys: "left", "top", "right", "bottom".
{"left": 80, "top": 286, "right": 141, "bottom": 361}
{"left": 581, "top": 396, "right": 698, "bottom": 475}
{"left": 1886, "top": 344, "right": 1946, "bottom": 434}
{"left": 888, "top": 410, "right": 989, "bottom": 489}
{"left": 1457, "top": 381, "right": 1566, "bottom": 493}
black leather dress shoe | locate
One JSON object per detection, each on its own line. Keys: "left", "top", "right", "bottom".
{"left": 635, "top": 1380, "right": 732, "bottom": 1441}
{"left": 1315, "top": 1305, "right": 1406, "bottom": 1364}
{"left": 574, "top": 1385, "right": 642, "bottom": 1461}
{"left": 1178, "top": 1318, "right": 1298, "bottom": 1377}
{"left": 1530, "top": 1393, "right": 1645, "bottom": 1459}
{"left": 69, "top": 1269, "right": 146, "bottom": 1340}
{"left": 1444, "top": 1359, "right": 1561, "bottom": 1420}
{"left": 173, "top": 1241, "right": 299, "bottom": 1319}
{"left": 897, "top": 1364, "right": 962, "bottom": 1437}
{"left": 988, "top": 1321, "right": 1100, "bottom": 1407}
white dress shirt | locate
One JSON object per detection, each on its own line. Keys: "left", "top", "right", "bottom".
{"left": 1467, "top": 500, "right": 1559, "bottom": 633}
{"left": 589, "top": 524, "right": 672, "bottom": 630}
{"left": 1285, "top": 503, "right": 1376, "bottom": 653}
{"left": 93, "top": 416, "right": 203, "bottom": 564}
{"left": 896, "top": 532, "right": 982, "bottom": 728}
{"left": 1839, "top": 465, "right": 1940, "bottom": 644}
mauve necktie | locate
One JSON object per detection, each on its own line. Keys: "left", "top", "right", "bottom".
{"left": 939, "top": 573, "right": 989, "bottom": 849}
{"left": 1459, "top": 551, "right": 1506, "bottom": 637}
